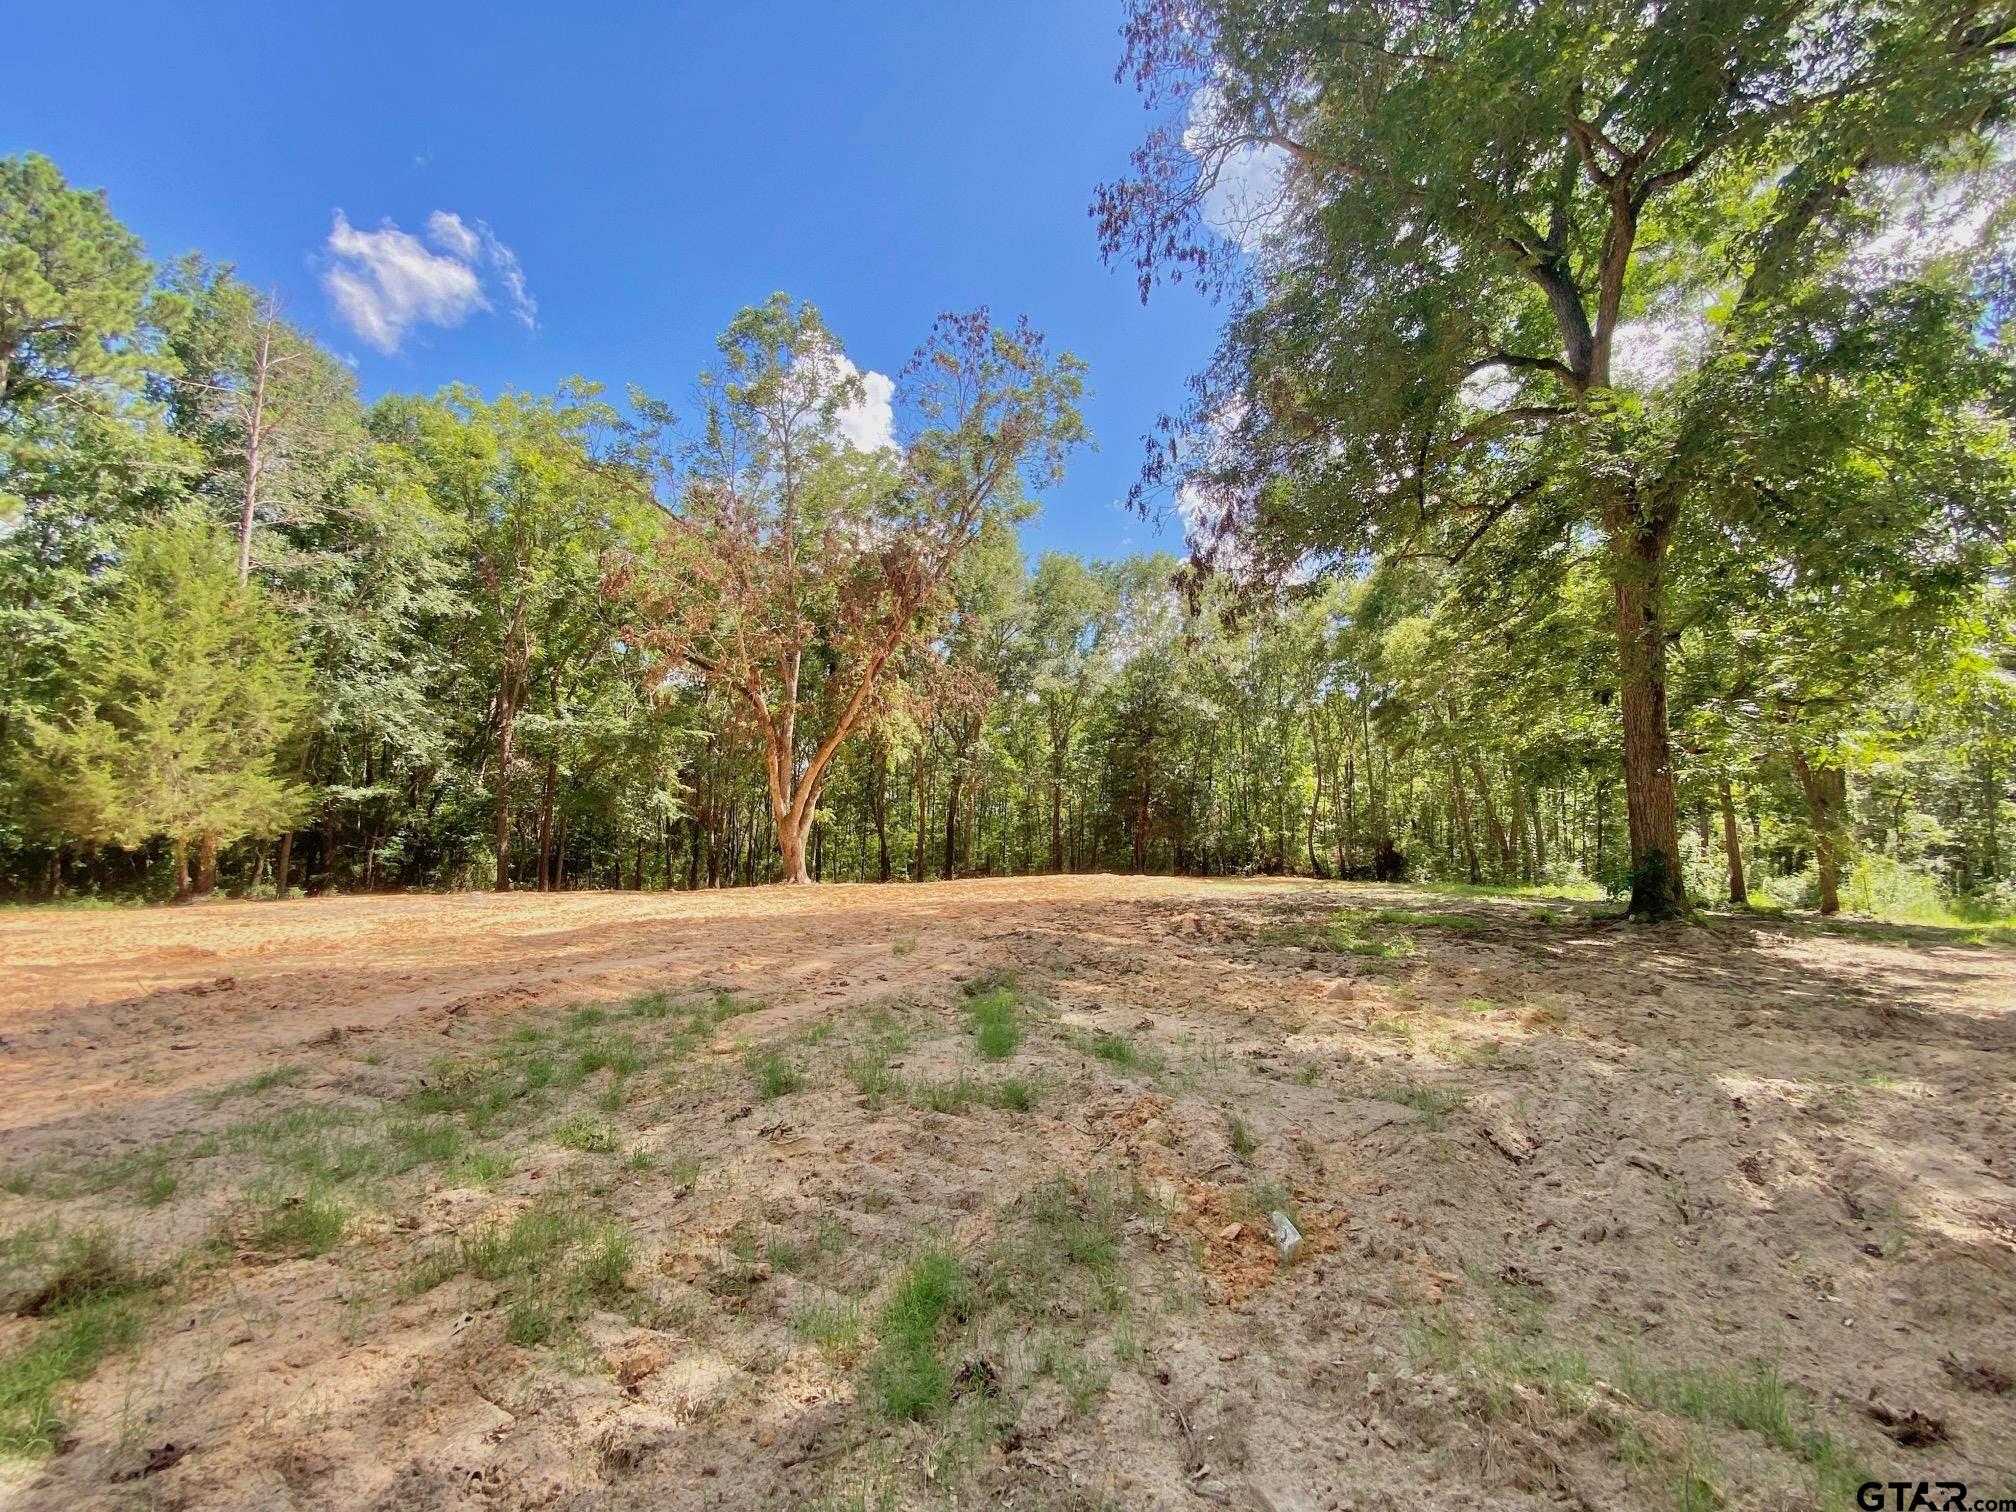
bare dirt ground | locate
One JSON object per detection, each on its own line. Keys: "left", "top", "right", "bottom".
{"left": 1, "top": 876, "right": 2012, "bottom": 1510}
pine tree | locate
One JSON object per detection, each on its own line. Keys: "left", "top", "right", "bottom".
{"left": 24, "top": 508, "right": 310, "bottom": 897}
{"left": 0, "top": 153, "right": 153, "bottom": 420}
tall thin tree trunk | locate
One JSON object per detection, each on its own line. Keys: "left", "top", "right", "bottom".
{"left": 1792, "top": 750, "right": 1848, "bottom": 915}
{"left": 870, "top": 741, "right": 892, "bottom": 882}
{"left": 1449, "top": 755, "right": 1481, "bottom": 883}
{"left": 1050, "top": 746, "right": 1066, "bottom": 873}
{"left": 237, "top": 316, "right": 273, "bottom": 583}
{"left": 1606, "top": 496, "right": 1687, "bottom": 919}
{"left": 1718, "top": 777, "right": 1748, "bottom": 906}
{"left": 942, "top": 761, "right": 961, "bottom": 881}
{"left": 536, "top": 755, "right": 557, "bottom": 892}
{"left": 494, "top": 700, "right": 515, "bottom": 892}
{"left": 1307, "top": 704, "right": 1325, "bottom": 876}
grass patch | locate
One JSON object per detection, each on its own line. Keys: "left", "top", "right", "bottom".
{"left": 551, "top": 1114, "right": 617, "bottom": 1154}
{"left": 747, "top": 1047, "right": 804, "bottom": 1101}
{"left": 1, "top": 1234, "right": 163, "bottom": 1457}
{"left": 1068, "top": 1027, "right": 1163, "bottom": 1074}
{"left": 1227, "top": 1113, "right": 1257, "bottom": 1161}
{"left": 902, "top": 1073, "right": 1041, "bottom": 1115}
{"left": 1371, "top": 1081, "right": 1467, "bottom": 1130}
{"left": 206, "top": 1063, "right": 307, "bottom": 1104}
{"left": 407, "top": 1199, "right": 633, "bottom": 1348}
{"left": 247, "top": 1186, "right": 348, "bottom": 1255}
{"left": 966, "top": 988, "right": 1023, "bottom": 1061}
{"left": 868, "top": 1247, "right": 972, "bottom": 1421}
{"left": 845, "top": 1006, "right": 920, "bottom": 1112}
{"left": 1362, "top": 907, "right": 1491, "bottom": 932}
{"left": 986, "top": 1173, "right": 1140, "bottom": 1319}
{"left": 792, "top": 1297, "right": 866, "bottom": 1364}
{"left": 1412, "top": 1312, "right": 1872, "bottom": 1510}
{"left": 455, "top": 1150, "right": 515, "bottom": 1186}
{"left": 1259, "top": 917, "right": 1415, "bottom": 958}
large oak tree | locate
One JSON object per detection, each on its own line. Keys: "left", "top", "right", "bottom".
{"left": 1097, "top": 0, "right": 2013, "bottom": 917}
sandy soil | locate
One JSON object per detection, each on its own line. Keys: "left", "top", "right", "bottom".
{"left": 0, "top": 876, "right": 2012, "bottom": 1510}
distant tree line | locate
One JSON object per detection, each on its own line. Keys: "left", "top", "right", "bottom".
{"left": 2, "top": 85, "right": 2012, "bottom": 917}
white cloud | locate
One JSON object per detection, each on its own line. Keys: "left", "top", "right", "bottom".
{"left": 799, "top": 344, "right": 897, "bottom": 453}
{"left": 1186, "top": 84, "right": 1293, "bottom": 252}
{"left": 483, "top": 230, "right": 538, "bottom": 331}
{"left": 324, "top": 211, "right": 482, "bottom": 353}
{"left": 323, "top": 209, "right": 537, "bottom": 353}
{"left": 425, "top": 209, "right": 481, "bottom": 261}
{"left": 835, "top": 362, "right": 896, "bottom": 454}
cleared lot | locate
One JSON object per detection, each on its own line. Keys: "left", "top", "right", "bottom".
{"left": 1, "top": 877, "right": 2012, "bottom": 1508}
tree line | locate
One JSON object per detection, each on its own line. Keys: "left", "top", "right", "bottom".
{"left": 4, "top": 0, "right": 2014, "bottom": 931}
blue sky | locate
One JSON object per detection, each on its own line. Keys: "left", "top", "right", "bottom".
{"left": 12, "top": 1, "right": 1228, "bottom": 562}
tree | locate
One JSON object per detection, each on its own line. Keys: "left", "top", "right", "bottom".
{"left": 0, "top": 154, "right": 174, "bottom": 813}
{"left": 23, "top": 509, "right": 310, "bottom": 897}
{"left": 1025, "top": 551, "right": 1116, "bottom": 871}
{"left": 0, "top": 153, "right": 153, "bottom": 423}
{"left": 160, "top": 258, "right": 363, "bottom": 581}
{"left": 1098, "top": 0, "right": 2013, "bottom": 918}
{"left": 622, "top": 296, "right": 1085, "bottom": 885}
{"left": 380, "top": 383, "right": 658, "bottom": 892}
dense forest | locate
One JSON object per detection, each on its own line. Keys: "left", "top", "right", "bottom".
{"left": 3, "top": 0, "right": 2013, "bottom": 920}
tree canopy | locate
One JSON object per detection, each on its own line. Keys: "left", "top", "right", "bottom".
{"left": 0, "top": 98, "right": 2010, "bottom": 925}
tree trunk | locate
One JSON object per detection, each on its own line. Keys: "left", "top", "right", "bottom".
{"left": 237, "top": 318, "right": 272, "bottom": 583}
{"left": 494, "top": 704, "right": 515, "bottom": 892}
{"left": 172, "top": 836, "right": 192, "bottom": 901}
{"left": 870, "top": 742, "right": 892, "bottom": 882}
{"left": 1470, "top": 756, "right": 1511, "bottom": 875}
{"left": 1050, "top": 747, "right": 1065, "bottom": 872}
{"left": 1792, "top": 750, "right": 1848, "bottom": 915}
{"left": 275, "top": 830, "right": 293, "bottom": 899}
{"left": 194, "top": 833, "right": 219, "bottom": 897}
{"left": 1307, "top": 705, "right": 1325, "bottom": 876}
{"left": 536, "top": 755, "right": 557, "bottom": 892}
{"left": 942, "top": 761, "right": 961, "bottom": 881}
{"left": 777, "top": 807, "right": 814, "bottom": 885}
{"left": 1606, "top": 497, "right": 1687, "bottom": 920}
{"left": 1718, "top": 777, "right": 1748, "bottom": 906}
{"left": 1449, "top": 755, "right": 1481, "bottom": 883}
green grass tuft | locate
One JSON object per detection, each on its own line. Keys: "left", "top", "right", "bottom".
{"left": 1372, "top": 1081, "right": 1467, "bottom": 1130}
{"left": 0, "top": 1242, "right": 157, "bottom": 1459}
{"left": 552, "top": 1115, "right": 617, "bottom": 1154}
{"left": 963, "top": 977, "right": 1025, "bottom": 1060}
{"left": 747, "top": 1047, "right": 804, "bottom": 1100}
{"left": 868, "top": 1248, "right": 972, "bottom": 1421}
{"left": 249, "top": 1187, "right": 348, "bottom": 1255}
